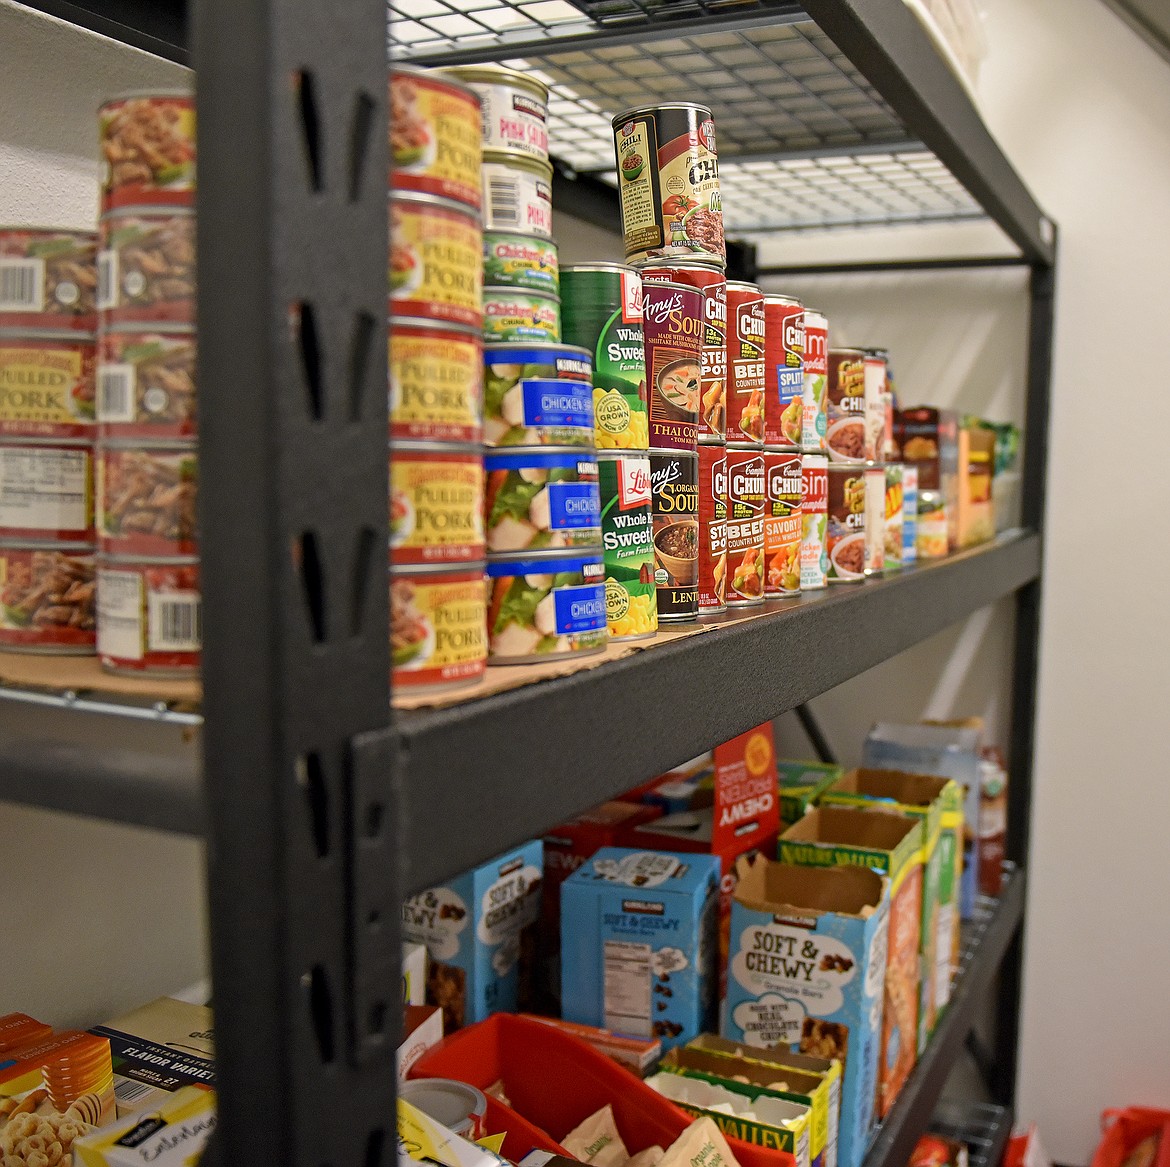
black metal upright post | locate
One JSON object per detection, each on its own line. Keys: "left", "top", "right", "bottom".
{"left": 195, "top": 1, "right": 396, "bottom": 1162}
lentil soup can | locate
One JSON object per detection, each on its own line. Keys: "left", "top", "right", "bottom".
{"left": 486, "top": 549, "right": 607, "bottom": 662}
{"left": 389, "top": 318, "right": 482, "bottom": 445}
{"left": 483, "top": 232, "right": 558, "bottom": 294}
{"left": 97, "top": 555, "right": 201, "bottom": 675}
{"left": 0, "top": 332, "right": 96, "bottom": 439}
{"left": 482, "top": 287, "right": 560, "bottom": 344}
{"left": 484, "top": 448, "right": 600, "bottom": 553}
{"left": 98, "top": 209, "right": 195, "bottom": 326}
{"left": 390, "top": 67, "right": 483, "bottom": 211}
{"left": 863, "top": 351, "right": 888, "bottom": 464}
{"left": 643, "top": 279, "right": 703, "bottom": 451}
{"left": 390, "top": 442, "right": 484, "bottom": 566}
{"left": 0, "top": 541, "right": 96, "bottom": 653}
{"left": 725, "top": 281, "right": 765, "bottom": 446}
{"left": 884, "top": 463, "right": 904, "bottom": 573}
{"left": 482, "top": 156, "right": 554, "bottom": 239}
{"left": 0, "top": 439, "right": 92, "bottom": 542}
{"left": 0, "top": 228, "right": 97, "bottom": 332}
{"left": 724, "top": 445, "right": 765, "bottom": 606}
{"left": 99, "top": 92, "right": 196, "bottom": 211}
{"left": 800, "top": 453, "right": 828, "bottom": 591}
{"left": 391, "top": 561, "right": 486, "bottom": 691}
{"left": 902, "top": 464, "right": 919, "bottom": 564}
{"left": 650, "top": 450, "right": 698, "bottom": 621}
{"left": 597, "top": 451, "right": 658, "bottom": 641}
{"left": 97, "top": 326, "right": 196, "bottom": 440}
{"left": 560, "top": 264, "right": 648, "bottom": 451}
{"left": 826, "top": 465, "right": 868, "bottom": 582}
{"left": 445, "top": 66, "right": 550, "bottom": 164}
{"left": 864, "top": 466, "right": 886, "bottom": 576}
{"left": 763, "top": 294, "right": 803, "bottom": 449}
{"left": 764, "top": 449, "right": 802, "bottom": 597}
{"left": 826, "top": 348, "right": 867, "bottom": 464}
{"left": 801, "top": 308, "right": 828, "bottom": 453}
{"left": 483, "top": 342, "right": 593, "bottom": 447}
{"left": 98, "top": 442, "right": 197, "bottom": 557}
{"left": 697, "top": 441, "right": 727, "bottom": 613}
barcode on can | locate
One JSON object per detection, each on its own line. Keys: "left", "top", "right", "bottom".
{"left": 97, "top": 250, "right": 117, "bottom": 309}
{"left": 487, "top": 179, "right": 520, "bottom": 228}
{"left": 148, "top": 590, "right": 201, "bottom": 651}
{"left": 0, "top": 258, "right": 44, "bottom": 310}
{"left": 98, "top": 363, "right": 136, "bottom": 423}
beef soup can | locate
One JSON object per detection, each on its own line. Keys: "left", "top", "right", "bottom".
{"left": 826, "top": 465, "right": 868, "bottom": 582}
{"left": 764, "top": 449, "right": 802, "bottom": 597}
{"left": 390, "top": 442, "right": 484, "bottom": 566}
{"left": 697, "top": 441, "right": 727, "bottom": 614}
{"left": 98, "top": 208, "right": 195, "bottom": 327}
{"left": 801, "top": 308, "right": 828, "bottom": 453}
{"left": 483, "top": 232, "right": 558, "bottom": 294}
{"left": 0, "top": 331, "right": 96, "bottom": 439}
{"left": 724, "top": 445, "right": 765, "bottom": 606}
{"left": 97, "top": 325, "right": 196, "bottom": 440}
{"left": 0, "top": 439, "right": 93, "bottom": 542}
{"left": 390, "top": 318, "right": 482, "bottom": 445}
{"left": 482, "top": 156, "right": 554, "bottom": 239}
{"left": 97, "top": 441, "right": 197, "bottom": 557}
{"left": 801, "top": 453, "right": 828, "bottom": 591}
{"left": 864, "top": 465, "right": 886, "bottom": 576}
{"left": 484, "top": 447, "right": 600, "bottom": 554}
{"left": 763, "top": 295, "right": 804, "bottom": 449}
{"left": 445, "top": 66, "right": 549, "bottom": 165}
{"left": 482, "top": 287, "right": 560, "bottom": 344}
{"left": 612, "top": 103, "right": 724, "bottom": 268}
{"left": 826, "top": 348, "right": 867, "bottom": 464}
{"left": 597, "top": 451, "right": 657, "bottom": 641}
{"left": 649, "top": 450, "right": 698, "bottom": 621}
{"left": 391, "top": 560, "right": 486, "bottom": 691}
{"left": 643, "top": 279, "right": 703, "bottom": 451}
{"left": 863, "top": 350, "right": 888, "bottom": 464}
{"left": 0, "top": 228, "right": 98, "bottom": 333}
{"left": 483, "top": 342, "right": 593, "bottom": 448}
{"left": 97, "top": 554, "right": 201, "bottom": 675}
{"left": 884, "top": 463, "right": 905, "bottom": 573}
{"left": 99, "top": 91, "right": 196, "bottom": 211}
{"left": 0, "top": 541, "right": 96, "bottom": 654}
{"left": 725, "top": 281, "right": 765, "bottom": 446}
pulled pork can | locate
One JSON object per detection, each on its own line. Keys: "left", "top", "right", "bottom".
{"left": 560, "top": 264, "right": 648, "bottom": 451}
{"left": 724, "top": 445, "right": 765, "bottom": 606}
{"left": 0, "top": 541, "right": 96, "bottom": 654}
{"left": 826, "top": 348, "right": 867, "bottom": 464}
{"left": 390, "top": 318, "right": 482, "bottom": 445}
{"left": 483, "top": 342, "right": 593, "bottom": 448}
{"left": 763, "top": 294, "right": 803, "bottom": 449}
{"left": 0, "top": 228, "right": 98, "bottom": 332}
{"left": 864, "top": 465, "right": 886, "bottom": 576}
{"left": 484, "top": 448, "right": 600, "bottom": 554}
{"left": 0, "top": 439, "right": 93, "bottom": 542}
{"left": 445, "top": 66, "right": 550, "bottom": 165}
{"left": 97, "top": 554, "right": 200, "bottom": 674}
{"left": 391, "top": 561, "right": 486, "bottom": 691}
{"left": 482, "top": 156, "right": 554, "bottom": 239}
{"left": 97, "top": 441, "right": 197, "bottom": 557}
{"left": 826, "top": 465, "right": 868, "bottom": 582}
{"left": 390, "top": 442, "right": 484, "bottom": 566}
{"left": 643, "top": 279, "right": 703, "bottom": 452}
{"left": 801, "top": 308, "right": 828, "bottom": 453}
{"left": 884, "top": 463, "right": 905, "bottom": 573}
{"left": 97, "top": 208, "right": 195, "bottom": 326}
{"left": 99, "top": 91, "right": 196, "bottom": 211}
{"left": 725, "top": 281, "right": 765, "bottom": 446}
{"left": 0, "top": 332, "right": 96, "bottom": 439}
{"left": 863, "top": 350, "right": 888, "bottom": 464}
{"left": 597, "top": 451, "right": 657, "bottom": 641}
{"left": 483, "top": 232, "right": 558, "bottom": 294}
{"left": 482, "top": 287, "right": 560, "bottom": 344}
{"left": 764, "top": 449, "right": 802, "bottom": 597}
{"left": 801, "top": 453, "right": 828, "bottom": 591}
{"left": 612, "top": 103, "right": 724, "bottom": 268}
{"left": 650, "top": 450, "right": 698, "bottom": 621}
{"left": 697, "top": 441, "right": 727, "bottom": 614}
{"left": 97, "top": 326, "right": 196, "bottom": 440}
{"left": 389, "top": 194, "right": 482, "bottom": 329}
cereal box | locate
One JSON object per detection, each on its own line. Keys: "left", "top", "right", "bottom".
{"left": 561, "top": 848, "right": 720, "bottom": 1050}
{"left": 776, "top": 759, "right": 844, "bottom": 826}
{"left": 73, "top": 1085, "right": 214, "bottom": 1166}
{"left": 401, "top": 840, "right": 543, "bottom": 1032}
{"left": 724, "top": 856, "right": 888, "bottom": 1167}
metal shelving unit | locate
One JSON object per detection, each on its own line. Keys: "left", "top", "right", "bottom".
{"left": 5, "top": 1, "right": 1054, "bottom": 1165}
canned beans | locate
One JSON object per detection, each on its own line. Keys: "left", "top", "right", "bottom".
{"left": 484, "top": 448, "right": 600, "bottom": 554}
{"left": 390, "top": 443, "right": 484, "bottom": 566}
{"left": 97, "top": 327, "right": 196, "bottom": 439}
{"left": 597, "top": 452, "right": 657, "bottom": 641}
{"left": 0, "top": 332, "right": 96, "bottom": 438}
{"left": 97, "top": 555, "right": 200, "bottom": 674}
{"left": 0, "top": 228, "right": 98, "bottom": 332}
{"left": 800, "top": 454, "right": 828, "bottom": 591}
{"left": 697, "top": 442, "right": 727, "bottom": 614}
{"left": 446, "top": 66, "right": 550, "bottom": 165}
{"left": 650, "top": 450, "right": 698, "bottom": 621}
{"left": 764, "top": 449, "right": 802, "bottom": 597}
{"left": 392, "top": 562, "right": 487, "bottom": 691}
{"left": 644, "top": 280, "right": 703, "bottom": 452}
{"left": 97, "top": 442, "right": 197, "bottom": 557}
{"left": 99, "top": 92, "right": 196, "bottom": 211}
{"left": 0, "top": 440, "right": 92, "bottom": 542}
{"left": 725, "top": 282, "right": 765, "bottom": 446}
{"left": 763, "top": 295, "right": 803, "bottom": 449}
{"left": 0, "top": 542, "right": 96, "bottom": 653}
{"left": 389, "top": 319, "right": 482, "bottom": 445}
{"left": 724, "top": 446, "right": 765, "bottom": 606}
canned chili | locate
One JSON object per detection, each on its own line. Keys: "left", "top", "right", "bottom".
{"left": 863, "top": 351, "right": 888, "bottom": 464}
{"left": 98, "top": 208, "right": 195, "bottom": 326}
{"left": 484, "top": 448, "right": 600, "bottom": 554}
{"left": 865, "top": 466, "right": 886, "bottom": 576}
{"left": 826, "top": 348, "right": 867, "bottom": 464}
{"left": 643, "top": 280, "right": 703, "bottom": 452}
{"left": 697, "top": 442, "right": 727, "bottom": 614}
{"left": 650, "top": 450, "right": 698, "bottom": 621}
{"left": 0, "top": 541, "right": 96, "bottom": 654}
{"left": 597, "top": 451, "right": 657, "bottom": 641}
{"left": 445, "top": 66, "right": 550, "bottom": 165}
{"left": 0, "top": 439, "right": 92, "bottom": 542}
{"left": 97, "top": 554, "right": 200, "bottom": 674}
{"left": 483, "top": 232, "right": 558, "bottom": 294}
{"left": 884, "top": 463, "right": 904, "bottom": 573}
{"left": 482, "top": 156, "right": 554, "bottom": 238}
{"left": 724, "top": 446, "right": 765, "bottom": 606}
{"left": 97, "top": 326, "right": 196, "bottom": 440}
{"left": 0, "top": 228, "right": 97, "bottom": 332}
{"left": 99, "top": 91, "right": 195, "bottom": 211}
{"left": 97, "top": 441, "right": 197, "bottom": 557}
{"left": 391, "top": 560, "right": 487, "bottom": 691}
{"left": 390, "top": 443, "right": 484, "bottom": 566}
{"left": 902, "top": 464, "right": 919, "bottom": 565}
{"left": 801, "top": 453, "right": 828, "bottom": 591}
{"left": 764, "top": 449, "right": 802, "bottom": 597}
{"left": 482, "top": 287, "right": 560, "bottom": 344}
{"left": 801, "top": 308, "right": 828, "bottom": 453}
{"left": 826, "top": 465, "right": 868, "bottom": 582}
{"left": 725, "top": 281, "right": 765, "bottom": 446}
{"left": 390, "top": 318, "right": 482, "bottom": 445}
{"left": 0, "top": 332, "right": 96, "bottom": 439}
{"left": 763, "top": 294, "right": 803, "bottom": 449}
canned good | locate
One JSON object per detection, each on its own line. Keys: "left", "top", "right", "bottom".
{"left": 97, "top": 555, "right": 200, "bottom": 674}
{"left": 482, "top": 287, "right": 560, "bottom": 344}
{"left": 642, "top": 263, "right": 726, "bottom": 442}
{"left": 724, "top": 446, "right": 765, "bottom": 606}
{"left": 97, "top": 327, "right": 195, "bottom": 439}
{"left": 391, "top": 561, "right": 486, "bottom": 691}
{"left": 390, "top": 443, "right": 484, "bottom": 566}
{"left": 389, "top": 318, "right": 482, "bottom": 445}
{"left": 98, "top": 209, "right": 195, "bottom": 326}
{"left": 643, "top": 280, "right": 703, "bottom": 451}
{"left": 801, "top": 454, "right": 828, "bottom": 591}
{"left": 389, "top": 194, "right": 482, "bottom": 329}
{"left": 612, "top": 104, "right": 724, "bottom": 267}
{"left": 483, "top": 343, "right": 593, "bottom": 448}
{"left": 801, "top": 308, "right": 828, "bottom": 453}
{"left": 0, "top": 228, "right": 97, "bottom": 332}
{"left": 398, "top": 1079, "right": 488, "bottom": 1141}
{"left": 486, "top": 549, "right": 606, "bottom": 663}
{"left": 597, "top": 451, "right": 657, "bottom": 641}
{"left": 864, "top": 465, "right": 885, "bottom": 576}
{"left": 99, "top": 92, "right": 196, "bottom": 211}
{"left": 884, "top": 463, "right": 904, "bottom": 573}
{"left": 725, "top": 282, "right": 765, "bottom": 446}
{"left": 764, "top": 449, "right": 802, "bottom": 597}
{"left": 826, "top": 465, "right": 868, "bottom": 582}
{"left": 560, "top": 265, "right": 648, "bottom": 451}
{"left": 0, "top": 332, "right": 95, "bottom": 438}
{"left": 483, "top": 232, "right": 558, "bottom": 293}
{"left": 863, "top": 351, "right": 888, "bottom": 464}
{"left": 868, "top": 348, "right": 897, "bottom": 461}
{"left": 390, "top": 67, "right": 483, "bottom": 211}
{"left": 0, "top": 541, "right": 95, "bottom": 653}
{"left": 97, "top": 442, "right": 197, "bottom": 556}
{"left": 482, "top": 156, "right": 554, "bottom": 238}
{"left": 902, "top": 464, "right": 919, "bottom": 565}
{"left": 484, "top": 448, "right": 600, "bottom": 553}
{"left": 697, "top": 442, "right": 726, "bottom": 614}
{"left": 826, "top": 349, "right": 867, "bottom": 464}
{"left": 0, "top": 439, "right": 92, "bottom": 542}
{"left": 917, "top": 488, "right": 948, "bottom": 559}
{"left": 650, "top": 450, "right": 698, "bottom": 621}
{"left": 763, "top": 295, "right": 803, "bottom": 449}
{"left": 445, "top": 66, "right": 550, "bottom": 164}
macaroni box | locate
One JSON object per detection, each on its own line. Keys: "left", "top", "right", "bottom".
{"left": 723, "top": 856, "right": 888, "bottom": 1167}
{"left": 402, "top": 840, "right": 543, "bottom": 1033}
{"left": 561, "top": 848, "right": 720, "bottom": 1050}
{"left": 776, "top": 759, "right": 844, "bottom": 826}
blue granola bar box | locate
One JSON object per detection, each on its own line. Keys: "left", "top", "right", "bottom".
{"left": 723, "top": 855, "right": 888, "bottom": 1167}
{"left": 561, "top": 848, "right": 720, "bottom": 1051}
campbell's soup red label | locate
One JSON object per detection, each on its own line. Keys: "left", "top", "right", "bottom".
{"left": 801, "top": 453, "right": 828, "bottom": 590}
{"left": 726, "top": 283, "right": 765, "bottom": 445}
{"left": 724, "top": 446, "right": 764, "bottom": 606}
{"left": 764, "top": 296, "right": 803, "bottom": 449}
{"left": 801, "top": 309, "right": 828, "bottom": 453}
{"left": 697, "top": 442, "right": 727, "bottom": 612}
{"left": 764, "top": 449, "right": 802, "bottom": 596}
{"left": 643, "top": 280, "right": 703, "bottom": 451}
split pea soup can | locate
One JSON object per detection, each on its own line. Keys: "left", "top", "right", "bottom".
{"left": 649, "top": 449, "right": 698, "bottom": 621}
{"left": 560, "top": 264, "right": 648, "bottom": 451}
{"left": 643, "top": 279, "right": 703, "bottom": 452}
{"left": 800, "top": 453, "right": 828, "bottom": 591}
{"left": 598, "top": 451, "right": 658, "bottom": 641}
{"left": 763, "top": 448, "right": 802, "bottom": 597}
{"left": 763, "top": 294, "right": 803, "bottom": 449}
{"left": 724, "top": 445, "right": 765, "bottom": 606}
{"left": 697, "top": 441, "right": 727, "bottom": 614}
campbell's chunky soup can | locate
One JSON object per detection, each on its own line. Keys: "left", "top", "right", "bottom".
{"left": 483, "top": 232, "right": 558, "bottom": 294}
{"left": 863, "top": 351, "right": 888, "bottom": 464}
{"left": 612, "top": 103, "right": 724, "bottom": 268}
{"left": 97, "top": 326, "right": 196, "bottom": 440}
{"left": 650, "top": 450, "right": 698, "bottom": 621}
{"left": 389, "top": 194, "right": 482, "bottom": 329}
{"left": 764, "top": 449, "right": 802, "bottom": 597}
{"left": 391, "top": 561, "right": 486, "bottom": 691}
{"left": 484, "top": 448, "right": 600, "bottom": 554}
{"left": 801, "top": 453, "right": 828, "bottom": 591}
{"left": 826, "top": 465, "right": 869, "bottom": 582}
{"left": 0, "top": 228, "right": 97, "bottom": 332}
{"left": 0, "top": 332, "right": 95, "bottom": 439}
{"left": 98, "top": 208, "right": 195, "bottom": 326}
{"left": 98, "top": 441, "right": 197, "bottom": 557}
{"left": 97, "top": 555, "right": 201, "bottom": 674}
{"left": 697, "top": 441, "right": 727, "bottom": 614}
{"left": 0, "top": 439, "right": 92, "bottom": 541}
{"left": 560, "top": 265, "right": 648, "bottom": 451}
{"left": 390, "top": 319, "right": 482, "bottom": 445}
{"left": 390, "top": 67, "right": 483, "bottom": 211}
{"left": 864, "top": 466, "right": 886, "bottom": 576}
{"left": 482, "top": 156, "right": 554, "bottom": 239}
{"left": 826, "top": 348, "right": 867, "bottom": 464}
{"left": 902, "top": 464, "right": 919, "bottom": 564}
{"left": 598, "top": 452, "right": 658, "bottom": 641}
{"left": 801, "top": 308, "right": 828, "bottom": 453}
{"left": 763, "top": 295, "right": 803, "bottom": 449}
{"left": 643, "top": 279, "right": 703, "bottom": 452}
{"left": 99, "top": 92, "right": 195, "bottom": 211}
{"left": 390, "top": 443, "right": 484, "bottom": 566}
{"left": 725, "top": 281, "right": 765, "bottom": 445}
{"left": 445, "top": 66, "right": 550, "bottom": 165}
{"left": 884, "top": 463, "right": 905, "bottom": 573}
{"left": 483, "top": 342, "right": 593, "bottom": 447}
{"left": 486, "top": 549, "right": 607, "bottom": 663}
{"left": 724, "top": 446, "right": 765, "bottom": 606}
{"left": 482, "top": 287, "right": 560, "bottom": 344}
{"left": 0, "top": 541, "right": 96, "bottom": 654}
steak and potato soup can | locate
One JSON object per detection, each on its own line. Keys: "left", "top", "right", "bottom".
{"left": 484, "top": 448, "right": 601, "bottom": 554}
{"left": 724, "top": 445, "right": 765, "bottom": 606}
{"left": 0, "top": 541, "right": 96, "bottom": 654}
{"left": 801, "top": 453, "right": 828, "bottom": 591}
{"left": 483, "top": 342, "right": 593, "bottom": 447}
{"left": 826, "top": 348, "right": 867, "bottom": 464}
{"left": 98, "top": 208, "right": 195, "bottom": 326}
{"left": 99, "top": 92, "right": 196, "bottom": 211}
{"left": 0, "top": 439, "right": 93, "bottom": 542}
{"left": 97, "top": 326, "right": 196, "bottom": 440}
{"left": 612, "top": 103, "right": 724, "bottom": 268}
{"left": 445, "top": 65, "right": 550, "bottom": 165}
{"left": 598, "top": 451, "right": 658, "bottom": 641}
{"left": 0, "top": 332, "right": 96, "bottom": 439}
{"left": 763, "top": 294, "right": 803, "bottom": 449}
{"left": 482, "top": 287, "right": 560, "bottom": 344}
{"left": 483, "top": 232, "right": 558, "bottom": 294}
{"left": 650, "top": 450, "right": 698, "bottom": 621}
{"left": 391, "top": 561, "right": 487, "bottom": 691}
{"left": 764, "top": 448, "right": 802, "bottom": 597}
{"left": 826, "top": 465, "right": 868, "bottom": 582}
{"left": 0, "top": 228, "right": 97, "bottom": 332}
{"left": 97, "top": 554, "right": 201, "bottom": 675}
{"left": 98, "top": 441, "right": 197, "bottom": 557}
{"left": 390, "top": 442, "right": 484, "bottom": 566}
{"left": 390, "top": 318, "right": 482, "bottom": 445}
{"left": 725, "top": 281, "right": 765, "bottom": 446}
{"left": 482, "top": 156, "right": 554, "bottom": 238}
{"left": 697, "top": 441, "right": 727, "bottom": 614}
{"left": 801, "top": 308, "right": 828, "bottom": 453}
{"left": 643, "top": 279, "right": 703, "bottom": 451}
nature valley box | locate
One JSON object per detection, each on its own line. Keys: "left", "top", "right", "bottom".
{"left": 723, "top": 857, "right": 888, "bottom": 1167}
{"left": 776, "top": 760, "right": 844, "bottom": 826}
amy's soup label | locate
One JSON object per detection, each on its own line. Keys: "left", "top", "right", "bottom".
{"left": 644, "top": 280, "right": 703, "bottom": 451}
{"left": 650, "top": 450, "right": 698, "bottom": 620}
{"left": 598, "top": 452, "right": 657, "bottom": 640}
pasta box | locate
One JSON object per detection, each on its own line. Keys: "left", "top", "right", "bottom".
{"left": 776, "top": 759, "right": 844, "bottom": 826}
{"left": 723, "top": 856, "right": 888, "bottom": 1167}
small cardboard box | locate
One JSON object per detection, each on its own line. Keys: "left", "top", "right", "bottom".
{"left": 73, "top": 1085, "right": 214, "bottom": 1166}
{"left": 561, "top": 847, "right": 720, "bottom": 1051}
{"left": 401, "top": 840, "right": 543, "bottom": 1032}
{"left": 403, "top": 942, "right": 428, "bottom": 1006}
{"left": 397, "top": 1004, "right": 443, "bottom": 1082}
{"left": 776, "top": 760, "right": 844, "bottom": 826}
{"left": 723, "top": 856, "right": 888, "bottom": 1167}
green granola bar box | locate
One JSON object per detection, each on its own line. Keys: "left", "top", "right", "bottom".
{"left": 777, "top": 759, "right": 843, "bottom": 826}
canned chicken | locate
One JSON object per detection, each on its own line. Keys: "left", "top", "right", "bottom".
{"left": 650, "top": 450, "right": 698, "bottom": 621}
{"left": 484, "top": 448, "right": 600, "bottom": 553}
{"left": 0, "top": 440, "right": 92, "bottom": 542}
{"left": 482, "top": 287, "right": 560, "bottom": 344}
{"left": 801, "top": 308, "right": 828, "bottom": 453}
{"left": 483, "top": 343, "right": 593, "bottom": 448}
{"left": 445, "top": 66, "right": 550, "bottom": 164}
{"left": 764, "top": 449, "right": 802, "bottom": 597}
{"left": 390, "top": 443, "right": 484, "bottom": 566}
{"left": 863, "top": 351, "right": 888, "bottom": 464}
{"left": 486, "top": 549, "right": 606, "bottom": 663}
{"left": 864, "top": 465, "right": 885, "bottom": 576}
{"left": 0, "top": 332, "right": 95, "bottom": 438}
{"left": 612, "top": 104, "right": 724, "bottom": 267}
{"left": 0, "top": 229, "right": 97, "bottom": 332}
{"left": 389, "top": 194, "right": 482, "bottom": 329}
{"left": 884, "top": 463, "right": 904, "bottom": 573}
{"left": 725, "top": 282, "right": 765, "bottom": 446}
{"left": 98, "top": 209, "right": 195, "bottom": 326}
{"left": 697, "top": 442, "right": 727, "bottom": 614}
{"left": 826, "top": 465, "right": 869, "bottom": 582}
{"left": 97, "top": 554, "right": 200, "bottom": 674}
{"left": 390, "top": 318, "right": 482, "bottom": 445}
{"left": 390, "top": 67, "right": 483, "bottom": 211}
{"left": 482, "top": 156, "right": 554, "bottom": 239}
{"left": 0, "top": 541, "right": 96, "bottom": 653}
{"left": 391, "top": 561, "right": 486, "bottom": 691}
{"left": 483, "top": 232, "right": 558, "bottom": 294}
{"left": 643, "top": 280, "right": 703, "bottom": 452}
{"left": 724, "top": 446, "right": 765, "bottom": 606}
{"left": 902, "top": 464, "right": 919, "bottom": 564}
{"left": 800, "top": 453, "right": 828, "bottom": 591}
{"left": 597, "top": 451, "right": 657, "bottom": 641}
{"left": 99, "top": 92, "right": 195, "bottom": 211}
{"left": 97, "top": 326, "right": 195, "bottom": 440}
{"left": 98, "top": 441, "right": 197, "bottom": 557}
{"left": 763, "top": 295, "right": 803, "bottom": 449}
{"left": 826, "top": 349, "right": 867, "bottom": 464}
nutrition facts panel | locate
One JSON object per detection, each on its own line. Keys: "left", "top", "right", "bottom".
{"left": 604, "top": 939, "right": 652, "bottom": 1036}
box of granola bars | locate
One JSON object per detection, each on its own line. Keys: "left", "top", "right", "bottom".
{"left": 776, "top": 760, "right": 844, "bottom": 827}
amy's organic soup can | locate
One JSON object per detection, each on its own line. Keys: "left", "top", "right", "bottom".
{"left": 826, "top": 348, "right": 867, "bottom": 464}
{"left": 903, "top": 464, "right": 919, "bottom": 564}
{"left": 482, "top": 287, "right": 560, "bottom": 344}
{"left": 864, "top": 466, "right": 886, "bottom": 576}
{"left": 763, "top": 294, "right": 803, "bottom": 449}
{"left": 483, "top": 232, "right": 558, "bottom": 294}
{"left": 389, "top": 194, "right": 482, "bottom": 329}
{"left": 697, "top": 441, "right": 727, "bottom": 614}
{"left": 99, "top": 91, "right": 196, "bottom": 211}
{"left": 482, "top": 156, "right": 554, "bottom": 238}
{"left": 801, "top": 453, "right": 828, "bottom": 591}
{"left": 0, "top": 439, "right": 93, "bottom": 542}
{"left": 98, "top": 208, "right": 195, "bottom": 326}
{"left": 0, "top": 228, "right": 97, "bottom": 332}
{"left": 644, "top": 280, "right": 702, "bottom": 452}
{"left": 764, "top": 448, "right": 802, "bottom": 597}
{"left": 484, "top": 448, "right": 600, "bottom": 553}
{"left": 725, "top": 281, "right": 765, "bottom": 446}
{"left": 486, "top": 549, "right": 606, "bottom": 663}
{"left": 0, "top": 541, "right": 95, "bottom": 654}
{"left": 390, "top": 442, "right": 484, "bottom": 566}
{"left": 391, "top": 560, "right": 486, "bottom": 691}
{"left": 612, "top": 103, "right": 724, "bottom": 268}
{"left": 863, "top": 351, "right": 888, "bottom": 464}
{"left": 884, "top": 463, "right": 905, "bottom": 573}
{"left": 650, "top": 450, "right": 698, "bottom": 621}
{"left": 826, "top": 465, "right": 868, "bottom": 582}
{"left": 724, "top": 445, "right": 765, "bottom": 606}
{"left": 97, "top": 441, "right": 197, "bottom": 557}
{"left": 445, "top": 66, "right": 550, "bottom": 165}
{"left": 97, "top": 554, "right": 200, "bottom": 675}
{"left": 597, "top": 451, "right": 657, "bottom": 641}
{"left": 390, "top": 318, "right": 482, "bottom": 445}
{"left": 98, "top": 326, "right": 196, "bottom": 440}
{"left": 801, "top": 308, "right": 828, "bottom": 453}
{"left": 482, "top": 342, "right": 593, "bottom": 448}
{"left": 0, "top": 332, "right": 96, "bottom": 439}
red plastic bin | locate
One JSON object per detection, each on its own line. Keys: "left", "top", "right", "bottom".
{"left": 410, "top": 1014, "right": 795, "bottom": 1167}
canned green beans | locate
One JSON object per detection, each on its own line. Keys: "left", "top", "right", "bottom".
{"left": 597, "top": 451, "right": 657, "bottom": 641}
